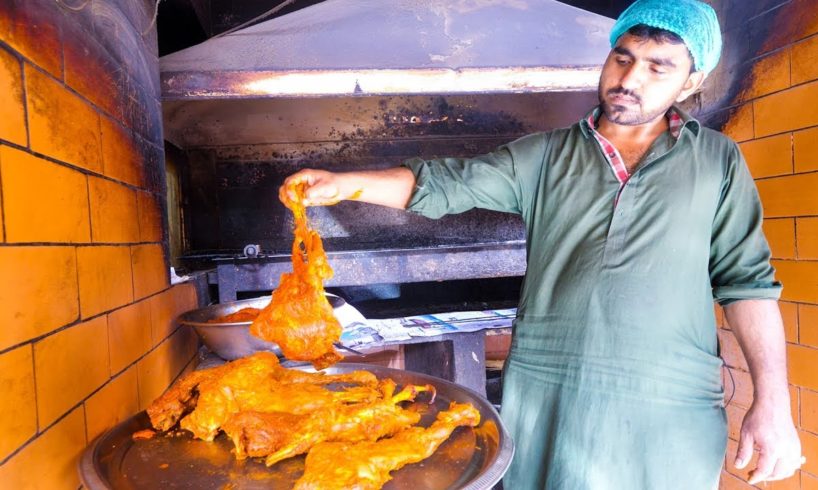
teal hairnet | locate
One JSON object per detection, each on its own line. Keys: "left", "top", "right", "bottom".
{"left": 609, "top": 0, "right": 723, "bottom": 75}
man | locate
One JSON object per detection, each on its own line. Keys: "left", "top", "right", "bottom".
{"left": 280, "top": 0, "right": 803, "bottom": 487}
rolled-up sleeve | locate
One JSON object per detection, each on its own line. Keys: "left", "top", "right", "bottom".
{"left": 402, "top": 133, "right": 548, "bottom": 219}
{"left": 710, "top": 143, "right": 782, "bottom": 304}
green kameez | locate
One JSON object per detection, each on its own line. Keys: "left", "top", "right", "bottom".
{"left": 402, "top": 107, "right": 781, "bottom": 490}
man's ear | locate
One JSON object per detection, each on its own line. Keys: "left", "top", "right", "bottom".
{"left": 676, "top": 71, "right": 706, "bottom": 102}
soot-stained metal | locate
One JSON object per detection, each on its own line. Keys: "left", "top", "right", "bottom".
{"left": 179, "top": 93, "right": 595, "bottom": 258}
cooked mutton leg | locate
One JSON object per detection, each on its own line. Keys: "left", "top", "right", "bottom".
{"left": 146, "top": 370, "right": 209, "bottom": 431}
{"left": 181, "top": 381, "right": 381, "bottom": 441}
{"left": 220, "top": 379, "right": 436, "bottom": 464}
{"left": 293, "top": 402, "right": 481, "bottom": 490}
{"left": 146, "top": 352, "right": 378, "bottom": 439}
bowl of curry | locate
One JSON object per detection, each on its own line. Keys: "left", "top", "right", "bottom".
{"left": 177, "top": 293, "right": 364, "bottom": 360}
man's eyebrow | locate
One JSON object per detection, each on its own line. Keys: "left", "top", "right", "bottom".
{"left": 647, "top": 56, "right": 677, "bottom": 68}
{"left": 613, "top": 46, "right": 634, "bottom": 58}
{"left": 613, "top": 45, "right": 678, "bottom": 69}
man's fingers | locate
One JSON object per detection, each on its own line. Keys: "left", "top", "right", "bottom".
{"left": 747, "top": 450, "right": 777, "bottom": 485}
{"left": 763, "top": 457, "right": 798, "bottom": 482}
{"left": 279, "top": 169, "right": 346, "bottom": 207}
{"left": 304, "top": 184, "right": 339, "bottom": 205}
{"left": 734, "top": 432, "right": 754, "bottom": 469}
{"left": 280, "top": 171, "right": 318, "bottom": 204}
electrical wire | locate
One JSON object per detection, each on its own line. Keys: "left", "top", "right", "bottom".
{"left": 55, "top": 0, "right": 91, "bottom": 13}
{"left": 55, "top": 0, "right": 162, "bottom": 37}
{"left": 211, "top": 0, "right": 299, "bottom": 39}
{"left": 142, "top": 0, "right": 163, "bottom": 36}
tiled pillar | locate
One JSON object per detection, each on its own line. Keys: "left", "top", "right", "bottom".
{"left": 0, "top": 1, "right": 200, "bottom": 486}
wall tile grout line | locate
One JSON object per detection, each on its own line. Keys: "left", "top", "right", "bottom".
{"left": 0, "top": 240, "right": 164, "bottom": 248}
{"left": 796, "top": 300, "right": 802, "bottom": 345}
{"left": 0, "top": 294, "right": 201, "bottom": 467}
{"left": 0, "top": 39, "right": 161, "bottom": 145}
{"left": 72, "top": 245, "right": 83, "bottom": 321}
{"left": 754, "top": 170, "right": 818, "bottom": 182}
{"left": 134, "top": 354, "right": 143, "bottom": 412}
{"left": 104, "top": 311, "right": 113, "bottom": 385}
{"left": 0, "top": 139, "right": 153, "bottom": 194}
{"left": 770, "top": 258, "right": 818, "bottom": 263}
{"left": 97, "top": 103, "right": 106, "bottom": 179}
{"left": 84, "top": 176, "right": 94, "bottom": 245}
{"left": 0, "top": 146, "right": 5, "bottom": 243}
{"left": 751, "top": 98, "right": 756, "bottom": 140}
{"left": 29, "top": 343, "right": 40, "bottom": 438}
{"left": 82, "top": 388, "right": 91, "bottom": 445}
{"left": 81, "top": 405, "right": 88, "bottom": 447}
{"left": 17, "top": 46, "right": 32, "bottom": 152}
{"left": 0, "top": 283, "right": 179, "bottom": 358}
{"left": 795, "top": 218, "right": 800, "bottom": 261}
{"left": 0, "top": 340, "right": 198, "bottom": 469}
{"left": 129, "top": 246, "right": 137, "bottom": 317}
{"left": 745, "top": 0, "right": 794, "bottom": 24}
{"left": 749, "top": 76, "right": 818, "bottom": 100}
{"left": 0, "top": 395, "right": 84, "bottom": 467}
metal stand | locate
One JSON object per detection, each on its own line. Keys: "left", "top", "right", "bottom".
{"left": 402, "top": 331, "right": 487, "bottom": 397}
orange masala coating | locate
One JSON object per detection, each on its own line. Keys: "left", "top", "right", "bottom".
{"left": 250, "top": 182, "right": 343, "bottom": 369}
{"left": 208, "top": 307, "right": 261, "bottom": 323}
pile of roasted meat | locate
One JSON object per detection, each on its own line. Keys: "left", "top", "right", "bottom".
{"left": 143, "top": 352, "right": 481, "bottom": 489}
{"left": 148, "top": 183, "right": 482, "bottom": 488}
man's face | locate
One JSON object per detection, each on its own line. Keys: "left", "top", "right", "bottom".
{"left": 598, "top": 33, "right": 701, "bottom": 126}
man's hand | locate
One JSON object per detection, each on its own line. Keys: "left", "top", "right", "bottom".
{"left": 278, "top": 167, "right": 416, "bottom": 210}
{"left": 723, "top": 299, "right": 803, "bottom": 485}
{"left": 734, "top": 397, "right": 802, "bottom": 484}
{"left": 280, "top": 169, "right": 358, "bottom": 207}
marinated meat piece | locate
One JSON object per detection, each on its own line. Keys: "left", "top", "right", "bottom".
{"left": 146, "top": 352, "right": 378, "bottom": 440}
{"left": 146, "top": 369, "right": 210, "bottom": 432}
{"left": 221, "top": 379, "right": 435, "bottom": 464}
{"left": 181, "top": 379, "right": 380, "bottom": 441}
{"left": 250, "top": 182, "right": 343, "bottom": 369}
{"left": 293, "top": 402, "right": 481, "bottom": 490}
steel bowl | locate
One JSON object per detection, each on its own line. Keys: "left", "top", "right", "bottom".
{"left": 177, "top": 294, "right": 364, "bottom": 360}
{"left": 78, "top": 363, "right": 514, "bottom": 490}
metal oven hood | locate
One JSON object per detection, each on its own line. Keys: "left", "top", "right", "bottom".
{"left": 160, "top": 0, "right": 614, "bottom": 99}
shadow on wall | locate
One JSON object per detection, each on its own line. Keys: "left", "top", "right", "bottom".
{"left": 689, "top": 0, "right": 798, "bottom": 130}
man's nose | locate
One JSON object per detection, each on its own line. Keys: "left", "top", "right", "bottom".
{"left": 619, "top": 64, "right": 643, "bottom": 90}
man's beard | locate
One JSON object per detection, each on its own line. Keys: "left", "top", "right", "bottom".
{"left": 598, "top": 86, "right": 676, "bottom": 126}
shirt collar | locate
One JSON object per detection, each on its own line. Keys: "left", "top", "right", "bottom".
{"left": 578, "top": 105, "right": 701, "bottom": 139}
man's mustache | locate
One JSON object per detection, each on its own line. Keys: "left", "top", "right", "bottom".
{"left": 606, "top": 87, "right": 641, "bottom": 103}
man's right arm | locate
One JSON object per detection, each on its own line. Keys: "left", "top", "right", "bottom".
{"left": 279, "top": 167, "right": 416, "bottom": 209}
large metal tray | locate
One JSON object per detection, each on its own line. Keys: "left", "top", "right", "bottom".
{"left": 79, "top": 364, "right": 513, "bottom": 490}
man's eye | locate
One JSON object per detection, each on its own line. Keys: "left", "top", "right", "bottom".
{"left": 651, "top": 67, "right": 667, "bottom": 75}
{"left": 616, "top": 58, "right": 630, "bottom": 65}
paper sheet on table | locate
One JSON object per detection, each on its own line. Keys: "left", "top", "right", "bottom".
{"left": 340, "top": 308, "right": 516, "bottom": 347}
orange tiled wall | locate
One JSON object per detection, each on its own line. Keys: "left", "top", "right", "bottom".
{"left": 717, "top": 1, "right": 818, "bottom": 488}
{"left": 0, "top": 1, "right": 200, "bottom": 487}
